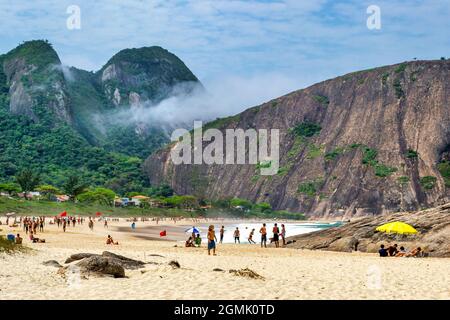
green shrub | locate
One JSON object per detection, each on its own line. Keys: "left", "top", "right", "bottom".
{"left": 313, "top": 95, "right": 329, "bottom": 106}
{"left": 419, "top": 176, "right": 437, "bottom": 190}
{"left": 406, "top": 149, "right": 418, "bottom": 159}
{"left": 230, "top": 198, "right": 253, "bottom": 210}
{"left": 437, "top": 160, "right": 450, "bottom": 187}
{"left": 382, "top": 73, "right": 389, "bottom": 85}
{"left": 307, "top": 144, "right": 323, "bottom": 159}
{"left": 325, "top": 147, "right": 345, "bottom": 161}
{"left": 393, "top": 79, "right": 404, "bottom": 98}
{"left": 292, "top": 122, "right": 322, "bottom": 138}
{"left": 0, "top": 236, "right": 23, "bottom": 253}
{"left": 394, "top": 63, "right": 407, "bottom": 74}
{"left": 298, "top": 179, "right": 323, "bottom": 197}
{"left": 253, "top": 202, "right": 272, "bottom": 212}
{"left": 374, "top": 164, "right": 397, "bottom": 177}
{"left": 397, "top": 176, "right": 410, "bottom": 186}
{"left": 362, "top": 147, "right": 378, "bottom": 165}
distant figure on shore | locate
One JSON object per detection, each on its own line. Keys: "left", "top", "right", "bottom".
{"left": 207, "top": 225, "right": 217, "bottom": 256}
{"left": 395, "top": 246, "right": 407, "bottom": 257}
{"left": 379, "top": 244, "right": 388, "bottom": 257}
{"left": 63, "top": 220, "right": 67, "bottom": 233}
{"left": 248, "top": 228, "right": 256, "bottom": 244}
{"left": 260, "top": 223, "right": 267, "bottom": 248}
{"left": 406, "top": 247, "right": 422, "bottom": 257}
{"left": 104, "top": 220, "right": 108, "bottom": 228}
{"left": 219, "top": 226, "right": 225, "bottom": 243}
{"left": 185, "top": 236, "right": 195, "bottom": 247}
{"left": 131, "top": 222, "right": 136, "bottom": 230}
{"left": 280, "top": 224, "right": 286, "bottom": 246}
{"left": 29, "top": 231, "right": 45, "bottom": 243}
{"left": 272, "top": 223, "right": 280, "bottom": 248}
{"left": 88, "top": 219, "right": 94, "bottom": 231}
{"left": 15, "top": 234, "right": 22, "bottom": 245}
{"left": 233, "top": 227, "right": 240, "bottom": 244}
{"left": 106, "top": 235, "right": 118, "bottom": 245}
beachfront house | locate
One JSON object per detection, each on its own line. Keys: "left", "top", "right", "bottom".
{"left": 131, "top": 195, "right": 150, "bottom": 207}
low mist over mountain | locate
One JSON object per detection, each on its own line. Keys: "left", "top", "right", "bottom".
{"left": 145, "top": 60, "right": 450, "bottom": 217}
{"left": 0, "top": 40, "right": 201, "bottom": 192}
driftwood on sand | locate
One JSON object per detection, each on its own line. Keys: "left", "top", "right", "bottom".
{"left": 229, "top": 268, "right": 264, "bottom": 280}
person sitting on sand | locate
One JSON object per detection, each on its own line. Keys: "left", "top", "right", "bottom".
{"left": 395, "top": 246, "right": 408, "bottom": 257}
{"left": 207, "top": 225, "right": 217, "bottom": 256}
{"left": 185, "top": 236, "right": 195, "bottom": 247}
{"left": 378, "top": 244, "right": 388, "bottom": 257}
{"left": 29, "top": 231, "right": 45, "bottom": 243}
{"left": 405, "top": 247, "right": 422, "bottom": 257}
{"left": 15, "top": 234, "right": 22, "bottom": 245}
{"left": 388, "top": 244, "right": 398, "bottom": 256}
{"left": 195, "top": 234, "right": 202, "bottom": 247}
{"left": 106, "top": 235, "right": 119, "bottom": 245}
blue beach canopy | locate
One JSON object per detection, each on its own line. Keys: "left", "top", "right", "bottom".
{"left": 185, "top": 227, "right": 200, "bottom": 234}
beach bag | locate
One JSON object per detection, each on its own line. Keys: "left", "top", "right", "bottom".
{"left": 7, "top": 234, "right": 15, "bottom": 242}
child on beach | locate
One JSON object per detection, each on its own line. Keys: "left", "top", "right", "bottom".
{"left": 233, "top": 227, "right": 240, "bottom": 244}
{"left": 248, "top": 229, "right": 256, "bottom": 244}
{"left": 207, "top": 225, "right": 217, "bottom": 256}
{"left": 260, "top": 223, "right": 267, "bottom": 248}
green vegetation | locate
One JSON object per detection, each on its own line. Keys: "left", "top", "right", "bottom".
{"left": 203, "top": 114, "right": 240, "bottom": 130}
{"left": 287, "top": 136, "right": 305, "bottom": 158}
{"left": 419, "top": 176, "right": 437, "bottom": 190}
{"left": 77, "top": 187, "right": 116, "bottom": 206}
{"left": 324, "top": 147, "right": 345, "bottom": 161}
{"left": 362, "top": 147, "right": 378, "bottom": 165}
{"left": 291, "top": 121, "right": 322, "bottom": 138}
{"left": 382, "top": 73, "right": 389, "bottom": 85}
{"left": 406, "top": 149, "right": 419, "bottom": 159}
{"left": 313, "top": 95, "right": 330, "bottom": 107}
{"left": 393, "top": 79, "right": 404, "bottom": 98}
{"left": 437, "top": 160, "right": 450, "bottom": 187}
{"left": 0, "top": 235, "right": 24, "bottom": 253}
{"left": 15, "top": 170, "right": 41, "bottom": 198}
{"left": 306, "top": 144, "right": 324, "bottom": 159}
{"left": 394, "top": 63, "right": 407, "bottom": 74}
{"left": 397, "top": 176, "right": 410, "bottom": 186}
{"left": 297, "top": 179, "right": 323, "bottom": 197}
{"left": 374, "top": 163, "right": 398, "bottom": 177}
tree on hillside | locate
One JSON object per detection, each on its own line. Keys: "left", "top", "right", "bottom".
{"left": 63, "top": 175, "right": 88, "bottom": 201}
{"left": 15, "top": 170, "right": 41, "bottom": 200}
{"left": 0, "top": 182, "right": 21, "bottom": 196}
{"left": 77, "top": 188, "right": 116, "bottom": 206}
{"left": 36, "top": 184, "right": 61, "bottom": 200}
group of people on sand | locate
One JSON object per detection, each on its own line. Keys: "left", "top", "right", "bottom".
{"left": 193, "top": 223, "right": 289, "bottom": 256}
{"left": 379, "top": 243, "right": 423, "bottom": 257}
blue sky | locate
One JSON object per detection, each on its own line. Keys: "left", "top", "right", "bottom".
{"left": 0, "top": 0, "right": 449, "bottom": 108}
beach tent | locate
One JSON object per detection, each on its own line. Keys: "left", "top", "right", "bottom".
{"left": 185, "top": 227, "right": 200, "bottom": 234}
{"left": 376, "top": 221, "right": 418, "bottom": 235}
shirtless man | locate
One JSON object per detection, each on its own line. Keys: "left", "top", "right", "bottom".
{"left": 260, "top": 223, "right": 267, "bottom": 248}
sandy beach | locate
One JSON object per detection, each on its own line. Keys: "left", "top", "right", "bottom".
{"left": 1, "top": 218, "right": 449, "bottom": 300}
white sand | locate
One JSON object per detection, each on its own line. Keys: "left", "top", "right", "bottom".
{"left": 1, "top": 219, "right": 449, "bottom": 300}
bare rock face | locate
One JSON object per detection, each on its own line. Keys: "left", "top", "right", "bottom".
{"left": 144, "top": 60, "right": 450, "bottom": 217}
{"left": 286, "top": 203, "right": 450, "bottom": 257}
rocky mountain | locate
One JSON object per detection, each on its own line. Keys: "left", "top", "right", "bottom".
{"left": 0, "top": 40, "right": 201, "bottom": 192}
{"left": 144, "top": 60, "right": 450, "bottom": 217}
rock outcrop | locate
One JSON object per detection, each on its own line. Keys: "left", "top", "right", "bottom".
{"left": 286, "top": 203, "right": 450, "bottom": 257}
{"left": 145, "top": 60, "right": 450, "bottom": 217}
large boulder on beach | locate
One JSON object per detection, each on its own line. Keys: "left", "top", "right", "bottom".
{"left": 101, "top": 251, "right": 146, "bottom": 269}
{"left": 65, "top": 253, "right": 96, "bottom": 264}
{"left": 75, "top": 255, "right": 125, "bottom": 278}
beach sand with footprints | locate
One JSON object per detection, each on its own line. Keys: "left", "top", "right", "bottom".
{"left": 1, "top": 218, "right": 449, "bottom": 300}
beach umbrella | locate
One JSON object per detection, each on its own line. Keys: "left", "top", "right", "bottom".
{"left": 376, "top": 221, "right": 418, "bottom": 235}
{"left": 185, "top": 227, "right": 200, "bottom": 234}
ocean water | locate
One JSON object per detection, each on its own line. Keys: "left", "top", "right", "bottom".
{"left": 193, "top": 221, "right": 343, "bottom": 244}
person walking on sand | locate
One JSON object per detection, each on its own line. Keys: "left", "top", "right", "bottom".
{"left": 260, "top": 223, "right": 267, "bottom": 248}
{"left": 233, "top": 227, "right": 240, "bottom": 244}
{"left": 88, "top": 218, "right": 94, "bottom": 231}
{"left": 104, "top": 220, "right": 108, "bottom": 229}
{"left": 248, "top": 228, "right": 256, "bottom": 244}
{"left": 207, "top": 225, "right": 217, "bottom": 256}
{"left": 280, "top": 224, "right": 286, "bottom": 246}
{"left": 272, "top": 223, "right": 280, "bottom": 248}
{"left": 63, "top": 219, "right": 67, "bottom": 233}
{"left": 219, "top": 225, "right": 225, "bottom": 243}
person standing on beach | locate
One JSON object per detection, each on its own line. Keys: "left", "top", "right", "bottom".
{"left": 272, "top": 223, "right": 280, "bottom": 248}
{"left": 207, "top": 225, "right": 217, "bottom": 256}
{"left": 233, "top": 227, "right": 240, "bottom": 244}
{"left": 248, "top": 228, "right": 256, "bottom": 244}
{"left": 219, "top": 226, "right": 225, "bottom": 243}
{"left": 104, "top": 220, "right": 108, "bottom": 228}
{"left": 88, "top": 218, "right": 94, "bottom": 231}
{"left": 280, "top": 224, "right": 286, "bottom": 246}
{"left": 260, "top": 223, "right": 267, "bottom": 248}
{"left": 62, "top": 219, "right": 67, "bottom": 233}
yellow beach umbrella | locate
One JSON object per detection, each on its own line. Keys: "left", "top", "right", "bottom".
{"left": 376, "top": 221, "right": 418, "bottom": 235}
